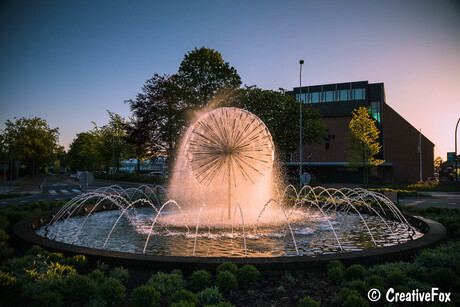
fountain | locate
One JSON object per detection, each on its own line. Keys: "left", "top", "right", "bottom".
{"left": 13, "top": 107, "right": 446, "bottom": 269}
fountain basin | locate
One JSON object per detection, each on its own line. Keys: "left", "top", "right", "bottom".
{"left": 13, "top": 208, "right": 446, "bottom": 271}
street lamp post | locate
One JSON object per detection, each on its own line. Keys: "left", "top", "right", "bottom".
{"left": 455, "top": 118, "right": 460, "bottom": 183}
{"left": 308, "top": 152, "right": 312, "bottom": 173}
{"left": 112, "top": 135, "right": 115, "bottom": 181}
{"left": 299, "top": 60, "right": 304, "bottom": 186}
{"left": 9, "top": 153, "right": 13, "bottom": 192}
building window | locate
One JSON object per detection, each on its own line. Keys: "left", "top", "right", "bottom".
{"left": 370, "top": 101, "right": 381, "bottom": 122}
{"left": 311, "top": 92, "right": 320, "bottom": 103}
{"left": 296, "top": 93, "right": 309, "bottom": 103}
{"left": 339, "top": 89, "right": 349, "bottom": 101}
{"left": 324, "top": 91, "right": 335, "bottom": 102}
{"left": 325, "top": 142, "right": 330, "bottom": 150}
{"left": 352, "top": 88, "right": 366, "bottom": 100}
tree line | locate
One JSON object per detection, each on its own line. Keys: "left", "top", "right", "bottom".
{"left": 0, "top": 47, "right": 384, "bottom": 180}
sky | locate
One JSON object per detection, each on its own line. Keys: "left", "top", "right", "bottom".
{"left": 0, "top": 0, "right": 459, "bottom": 160}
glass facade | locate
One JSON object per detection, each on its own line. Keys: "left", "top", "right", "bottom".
{"left": 352, "top": 88, "right": 365, "bottom": 100}
{"left": 370, "top": 101, "right": 381, "bottom": 122}
{"left": 339, "top": 89, "right": 349, "bottom": 101}
{"left": 324, "top": 91, "right": 334, "bottom": 102}
{"left": 296, "top": 87, "right": 366, "bottom": 103}
{"left": 311, "top": 92, "right": 320, "bottom": 103}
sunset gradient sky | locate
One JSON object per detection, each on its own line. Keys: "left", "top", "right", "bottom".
{"left": 1, "top": 0, "right": 459, "bottom": 160}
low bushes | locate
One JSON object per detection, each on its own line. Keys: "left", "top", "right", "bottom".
{"left": 298, "top": 296, "right": 320, "bottom": 307}
{"left": 328, "top": 241, "right": 460, "bottom": 306}
{"left": 130, "top": 285, "right": 161, "bottom": 307}
{"left": 188, "top": 269, "right": 212, "bottom": 292}
{"left": 216, "top": 271, "right": 238, "bottom": 294}
{"left": 146, "top": 272, "right": 185, "bottom": 296}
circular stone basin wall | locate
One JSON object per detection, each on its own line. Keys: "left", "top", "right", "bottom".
{"left": 13, "top": 208, "right": 446, "bottom": 271}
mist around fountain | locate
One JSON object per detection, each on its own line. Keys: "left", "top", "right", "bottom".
{"left": 168, "top": 107, "right": 283, "bottom": 226}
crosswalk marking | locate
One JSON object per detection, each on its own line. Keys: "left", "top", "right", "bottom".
{"left": 49, "top": 190, "right": 57, "bottom": 194}
{"left": 60, "top": 189, "right": 69, "bottom": 194}
{"left": 71, "top": 189, "right": 81, "bottom": 193}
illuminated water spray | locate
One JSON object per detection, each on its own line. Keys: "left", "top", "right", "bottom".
{"left": 185, "top": 107, "right": 275, "bottom": 218}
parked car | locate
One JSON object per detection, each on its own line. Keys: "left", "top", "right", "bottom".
{"left": 69, "top": 173, "right": 77, "bottom": 179}
{"left": 147, "top": 172, "right": 168, "bottom": 178}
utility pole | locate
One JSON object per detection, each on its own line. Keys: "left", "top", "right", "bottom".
{"left": 299, "top": 60, "right": 304, "bottom": 186}
{"left": 419, "top": 129, "right": 422, "bottom": 182}
{"left": 9, "top": 153, "right": 13, "bottom": 192}
{"left": 455, "top": 118, "right": 460, "bottom": 183}
{"left": 112, "top": 134, "right": 115, "bottom": 181}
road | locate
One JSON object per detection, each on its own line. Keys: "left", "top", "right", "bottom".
{"left": 2, "top": 175, "right": 460, "bottom": 209}
{"left": 0, "top": 174, "right": 156, "bottom": 207}
{"left": 399, "top": 192, "right": 460, "bottom": 209}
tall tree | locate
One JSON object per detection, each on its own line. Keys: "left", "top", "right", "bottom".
{"left": 95, "top": 111, "right": 133, "bottom": 172}
{"left": 0, "top": 117, "right": 59, "bottom": 176}
{"left": 67, "top": 131, "right": 100, "bottom": 171}
{"left": 176, "top": 47, "right": 242, "bottom": 108}
{"left": 346, "top": 107, "right": 384, "bottom": 184}
{"left": 125, "top": 74, "right": 186, "bottom": 160}
{"left": 434, "top": 156, "right": 442, "bottom": 174}
{"left": 219, "top": 86, "right": 327, "bottom": 160}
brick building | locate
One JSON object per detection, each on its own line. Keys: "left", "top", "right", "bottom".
{"left": 288, "top": 81, "right": 434, "bottom": 184}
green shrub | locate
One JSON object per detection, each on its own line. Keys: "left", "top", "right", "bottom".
{"left": 0, "top": 229, "right": 9, "bottom": 242}
{"left": 168, "top": 289, "right": 198, "bottom": 306}
{"left": 189, "top": 270, "right": 213, "bottom": 292}
{"left": 346, "top": 279, "right": 367, "bottom": 296}
{"left": 197, "top": 286, "right": 223, "bottom": 306}
{"left": 88, "top": 269, "right": 106, "bottom": 283}
{"left": 171, "top": 269, "right": 183, "bottom": 278}
{"left": 215, "top": 271, "right": 238, "bottom": 294}
{"left": 298, "top": 296, "right": 320, "bottom": 307}
{"left": 327, "top": 260, "right": 344, "bottom": 271}
{"left": 63, "top": 274, "right": 96, "bottom": 303}
{"left": 364, "top": 275, "right": 385, "bottom": 288}
{"left": 327, "top": 266, "right": 344, "bottom": 285}
{"left": 216, "top": 262, "right": 238, "bottom": 275}
{"left": 146, "top": 272, "right": 185, "bottom": 296}
{"left": 386, "top": 271, "right": 409, "bottom": 286}
{"left": 64, "top": 254, "right": 88, "bottom": 271}
{"left": 414, "top": 242, "right": 460, "bottom": 274}
{"left": 131, "top": 285, "right": 161, "bottom": 307}
{"left": 97, "top": 261, "right": 109, "bottom": 272}
{"left": 35, "top": 291, "right": 63, "bottom": 307}
{"left": 25, "top": 245, "right": 45, "bottom": 256}
{"left": 0, "top": 242, "right": 14, "bottom": 260}
{"left": 86, "top": 296, "right": 108, "bottom": 307}
{"left": 237, "top": 264, "right": 260, "bottom": 287}
{"left": 0, "top": 270, "right": 17, "bottom": 295}
{"left": 97, "top": 277, "right": 126, "bottom": 307}
{"left": 406, "top": 265, "right": 429, "bottom": 282}
{"left": 343, "top": 291, "right": 369, "bottom": 307}
{"left": 0, "top": 215, "right": 10, "bottom": 230}
{"left": 215, "top": 302, "right": 235, "bottom": 307}
{"left": 169, "top": 301, "right": 196, "bottom": 307}
{"left": 430, "top": 267, "right": 458, "bottom": 290}
{"left": 406, "top": 278, "right": 431, "bottom": 293}
{"left": 110, "top": 266, "right": 130, "bottom": 284}
{"left": 332, "top": 288, "right": 368, "bottom": 307}
{"left": 282, "top": 270, "right": 296, "bottom": 284}
{"left": 344, "top": 264, "right": 366, "bottom": 281}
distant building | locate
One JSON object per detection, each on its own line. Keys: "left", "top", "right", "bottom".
{"left": 288, "top": 81, "right": 434, "bottom": 184}
{"left": 121, "top": 157, "right": 168, "bottom": 172}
